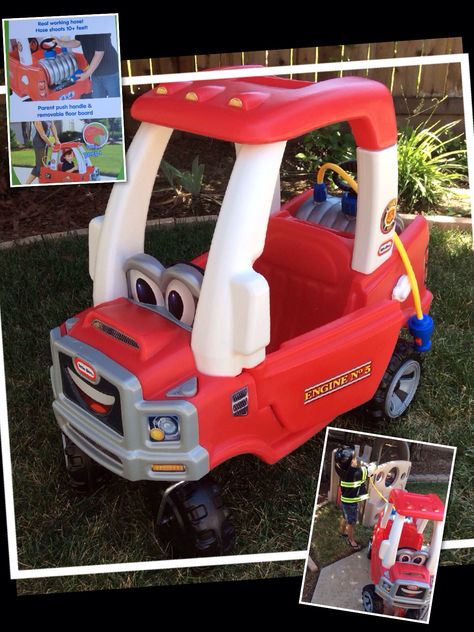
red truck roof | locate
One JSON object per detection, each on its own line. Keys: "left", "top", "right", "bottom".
{"left": 131, "top": 71, "right": 397, "bottom": 150}
{"left": 389, "top": 489, "right": 445, "bottom": 521}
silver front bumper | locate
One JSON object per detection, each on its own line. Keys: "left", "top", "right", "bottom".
{"left": 375, "top": 577, "right": 431, "bottom": 610}
{"left": 50, "top": 327, "right": 209, "bottom": 482}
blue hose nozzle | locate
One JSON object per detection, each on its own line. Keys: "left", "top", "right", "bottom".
{"left": 408, "top": 313, "right": 434, "bottom": 352}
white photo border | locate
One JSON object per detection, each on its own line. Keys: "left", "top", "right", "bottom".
{"left": 298, "top": 426, "right": 458, "bottom": 624}
{"left": 0, "top": 52, "right": 472, "bottom": 581}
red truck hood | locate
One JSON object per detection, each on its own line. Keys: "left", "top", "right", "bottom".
{"left": 68, "top": 297, "right": 197, "bottom": 400}
{"left": 388, "top": 563, "right": 430, "bottom": 585}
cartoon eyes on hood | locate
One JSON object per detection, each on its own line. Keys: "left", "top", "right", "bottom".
{"left": 396, "top": 549, "right": 428, "bottom": 565}
{"left": 124, "top": 254, "right": 204, "bottom": 327}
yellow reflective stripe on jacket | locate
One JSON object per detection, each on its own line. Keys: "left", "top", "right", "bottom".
{"left": 340, "top": 466, "right": 368, "bottom": 488}
{"left": 341, "top": 493, "right": 369, "bottom": 503}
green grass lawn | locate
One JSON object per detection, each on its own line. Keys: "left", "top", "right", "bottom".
{"left": 405, "top": 480, "right": 449, "bottom": 502}
{"left": 11, "top": 143, "right": 124, "bottom": 176}
{"left": 310, "top": 503, "right": 373, "bottom": 569}
{"left": 0, "top": 224, "right": 472, "bottom": 595}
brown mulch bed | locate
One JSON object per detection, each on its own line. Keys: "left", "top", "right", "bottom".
{"left": 0, "top": 93, "right": 466, "bottom": 242}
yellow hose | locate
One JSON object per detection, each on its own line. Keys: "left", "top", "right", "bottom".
{"left": 368, "top": 475, "right": 388, "bottom": 504}
{"left": 392, "top": 232, "right": 423, "bottom": 320}
{"left": 317, "top": 163, "right": 423, "bottom": 321}
{"left": 317, "top": 162, "right": 359, "bottom": 194}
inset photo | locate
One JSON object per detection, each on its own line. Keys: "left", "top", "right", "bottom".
{"left": 9, "top": 117, "right": 124, "bottom": 184}
{"left": 300, "top": 428, "right": 455, "bottom": 623}
{"left": 3, "top": 14, "right": 126, "bottom": 186}
{"left": 4, "top": 16, "right": 121, "bottom": 103}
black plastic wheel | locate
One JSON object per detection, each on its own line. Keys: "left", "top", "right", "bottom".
{"left": 61, "top": 433, "right": 108, "bottom": 493}
{"left": 365, "top": 340, "right": 423, "bottom": 422}
{"left": 405, "top": 606, "right": 428, "bottom": 620}
{"left": 362, "top": 584, "right": 384, "bottom": 614}
{"left": 158, "top": 475, "right": 235, "bottom": 557}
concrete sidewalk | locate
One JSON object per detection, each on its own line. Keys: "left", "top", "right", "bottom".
{"left": 312, "top": 547, "right": 371, "bottom": 611}
{"left": 312, "top": 548, "right": 429, "bottom": 621}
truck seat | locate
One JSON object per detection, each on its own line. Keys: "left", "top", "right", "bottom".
{"left": 255, "top": 215, "right": 354, "bottom": 352}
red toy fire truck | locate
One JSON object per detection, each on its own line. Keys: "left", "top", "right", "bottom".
{"left": 50, "top": 71, "right": 434, "bottom": 556}
{"left": 40, "top": 141, "right": 100, "bottom": 183}
{"left": 363, "top": 488, "right": 444, "bottom": 619}
{"left": 9, "top": 37, "right": 91, "bottom": 101}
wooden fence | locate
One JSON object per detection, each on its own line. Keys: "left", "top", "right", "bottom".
{"left": 121, "top": 37, "right": 464, "bottom": 131}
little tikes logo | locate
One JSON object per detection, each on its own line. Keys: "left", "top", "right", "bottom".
{"left": 378, "top": 239, "right": 393, "bottom": 257}
{"left": 304, "top": 361, "right": 372, "bottom": 405}
{"left": 74, "top": 357, "right": 97, "bottom": 383}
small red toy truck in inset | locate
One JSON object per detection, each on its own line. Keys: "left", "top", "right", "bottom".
{"left": 50, "top": 70, "right": 434, "bottom": 556}
{"left": 9, "top": 37, "right": 91, "bottom": 101}
{"left": 363, "top": 488, "right": 444, "bottom": 619}
{"left": 40, "top": 141, "right": 100, "bottom": 183}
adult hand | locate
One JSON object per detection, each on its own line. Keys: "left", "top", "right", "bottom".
{"left": 367, "top": 462, "right": 377, "bottom": 476}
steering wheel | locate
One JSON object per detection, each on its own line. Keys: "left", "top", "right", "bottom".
{"left": 40, "top": 38, "right": 57, "bottom": 51}
{"left": 332, "top": 160, "right": 357, "bottom": 192}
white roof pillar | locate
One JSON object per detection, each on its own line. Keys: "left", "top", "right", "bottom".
{"left": 92, "top": 123, "right": 172, "bottom": 305}
{"left": 192, "top": 141, "right": 287, "bottom": 376}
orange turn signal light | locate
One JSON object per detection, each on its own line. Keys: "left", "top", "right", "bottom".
{"left": 151, "top": 464, "right": 186, "bottom": 473}
{"left": 150, "top": 428, "right": 165, "bottom": 441}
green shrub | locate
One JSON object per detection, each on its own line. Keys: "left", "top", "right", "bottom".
{"left": 397, "top": 121, "right": 467, "bottom": 211}
{"left": 59, "top": 130, "right": 82, "bottom": 143}
{"left": 161, "top": 156, "right": 205, "bottom": 197}
{"left": 295, "top": 123, "right": 356, "bottom": 173}
{"left": 10, "top": 129, "right": 19, "bottom": 150}
{"left": 296, "top": 120, "right": 467, "bottom": 212}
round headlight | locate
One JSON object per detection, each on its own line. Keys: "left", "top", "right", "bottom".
{"left": 149, "top": 415, "right": 180, "bottom": 441}
{"left": 159, "top": 417, "right": 178, "bottom": 435}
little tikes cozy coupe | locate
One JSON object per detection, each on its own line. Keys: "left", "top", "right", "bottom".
{"left": 9, "top": 37, "right": 91, "bottom": 101}
{"left": 363, "top": 489, "right": 444, "bottom": 619}
{"left": 49, "top": 71, "right": 434, "bottom": 556}
{"left": 40, "top": 141, "right": 100, "bottom": 183}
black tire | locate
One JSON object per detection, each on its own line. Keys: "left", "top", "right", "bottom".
{"left": 362, "top": 584, "right": 384, "bottom": 614}
{"left": 365, "top": 340, "right": 423, "bottom": 422}
{"left": 405, "top": 607, "right": 428, "bottom": 620}
{"left": 61, "top": 433, "right": 108, "bottom": 493}
{"left": 158, "top": 475, "right": 235, "bottom": 557}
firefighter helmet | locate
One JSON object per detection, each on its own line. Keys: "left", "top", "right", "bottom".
{"left": 335, "top": 445, "right": 355, "bottom": 471}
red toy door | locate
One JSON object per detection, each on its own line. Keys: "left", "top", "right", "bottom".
{"left": 249, "top": 299, "right": 405, "bottom": 435}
